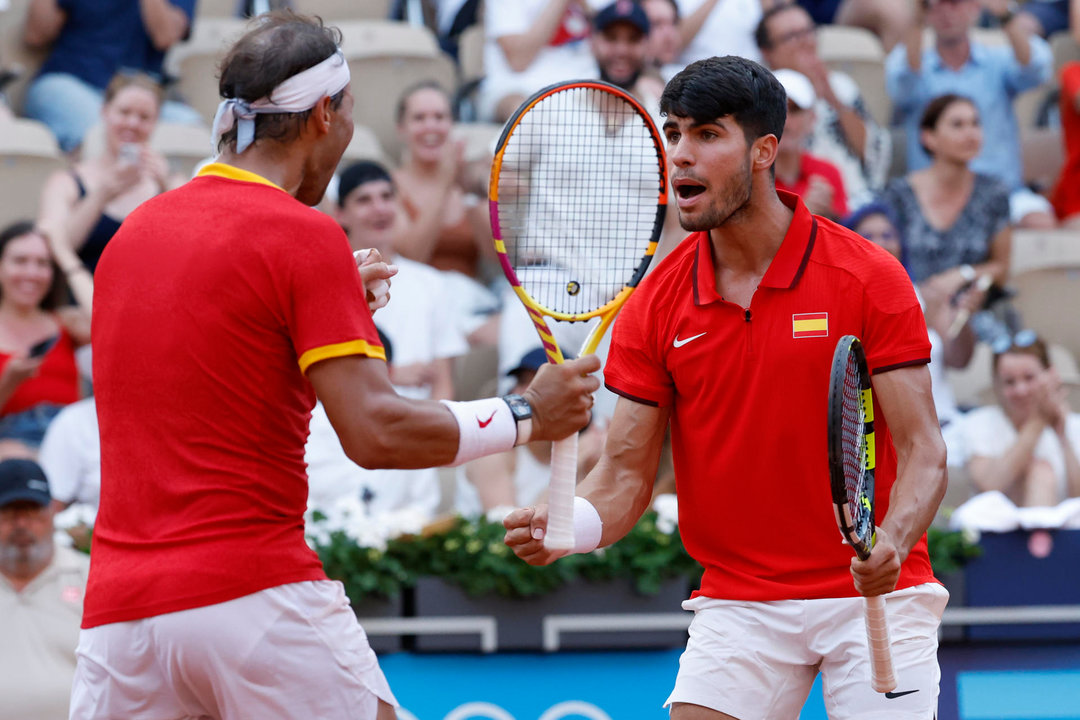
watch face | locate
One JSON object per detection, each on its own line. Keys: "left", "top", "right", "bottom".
{"left": 505, "top": 394, "right": 532, "bottom": 420}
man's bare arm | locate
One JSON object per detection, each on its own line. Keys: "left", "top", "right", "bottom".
{"left": 850, "top": 364, "right": 946, "bottom": 596}
{"left": 504, "top": 397, "right": 669, "bottom": 565}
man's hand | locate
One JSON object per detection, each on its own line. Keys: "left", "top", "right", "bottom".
{"left": 803, "top": 174, "right": 836, "bottom": 217}
{"left": 354, "top": 248, "right": 397, "bottom": 313}
{"left": 503, "top": 505, "right": 570, "bottom": 565}
{"left": 522, "top": 356, "right": 602, "bottom": 441}
{"left": 850, "top": 526, "right": 903, "bottom": 597}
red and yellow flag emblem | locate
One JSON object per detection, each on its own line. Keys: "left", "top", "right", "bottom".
{"left": 792, "top": 312, "right": 828, "bottom": 338}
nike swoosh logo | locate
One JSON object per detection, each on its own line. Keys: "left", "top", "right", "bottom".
{"left": 884, "top": 690, "right": 920, "bottom": 699}
{"left": 477, "top": 411, "right": 497, "bottom": 428}
{"left": 673, "top": 332, "right": 707, "bottom": 348}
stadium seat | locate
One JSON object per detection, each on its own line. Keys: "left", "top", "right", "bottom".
{"left": 341, "top": 123, "right": 389, "bottom": 164}
{"left": 194, "top": 0, "right": 242, "bottom": 19}
{"left": 817, "top": 24, "right": 890, "bottom": 126}
{"left": 1011, "top": 267, "right": 1080, "bottom": 364}
{"left": 1051, "top": 30, "right": 1080, "bottom": 77}
{"left": 1021, "top": 126, "right": 1064, "bottom": 193}
{"left": 292, "top": 0, "right": 394, "bottom": 22}
{"left": 165, "top": 17, "right": 253, "bottom": 125}
{"left": 337, "top": 20, "right": 459, "bottom": 161}
{"left": 0, "top": 118, "right": 64, "bottom": 230}
{"left": 0, "top": 0, "right": 50, "bottom": 115}
{"left": 81, "top": 122, "right": 213, "bottom": 179}
{"left": 458, "top": 22, "right": 485, "bottom": 87}
{"left": 1010, "top": 227, "right": 1080, "bottom": 276}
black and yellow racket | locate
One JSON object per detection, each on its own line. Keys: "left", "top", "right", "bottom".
{"left": 490, "top": 80, "right": 667, "bottom": 550}
{"left": 827, "top": 335, "right": 896, "bottom": 693}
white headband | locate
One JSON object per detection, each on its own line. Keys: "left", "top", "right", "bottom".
{"left": 211, "top": 50, "right": 351, "bottom": 154}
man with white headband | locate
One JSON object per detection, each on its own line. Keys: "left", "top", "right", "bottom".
{"left": 71, "top": 12, "right": 599, "bottom": 720}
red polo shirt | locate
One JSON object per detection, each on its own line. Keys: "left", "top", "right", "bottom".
{"left": 84, "top": 164, "right": 385, "bottom": 628}
{"left": 605, "top": 192, "right": 935, "bottom": 601}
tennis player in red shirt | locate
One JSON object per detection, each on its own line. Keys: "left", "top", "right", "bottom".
{"left": 506, "top": 56, "right": 949, "bottom": 719}
{"left": 71, "top": 13, "right": 599, "bottom": 720}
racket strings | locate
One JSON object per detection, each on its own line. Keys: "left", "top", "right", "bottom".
{"left": 841, "top": 357, "right": 871, "bottom": 539}
{"left": 497, "top": 85, "right": 662, "bottom": 316}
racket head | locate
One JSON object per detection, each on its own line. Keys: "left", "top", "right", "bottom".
{"left": 827, "top": 335, "right": 877, "bottom": 560}
{"left": 489, "top": 79, "right": 667, "bottom": 348}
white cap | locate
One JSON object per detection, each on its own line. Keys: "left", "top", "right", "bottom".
{"left": 773, "top": 68, "right": 816, "bottom": 110}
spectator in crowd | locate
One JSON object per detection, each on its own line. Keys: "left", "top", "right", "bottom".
{"left": 39, "top": 348, "right": 97, "bottom": 515}
{"left": 393, "top": 81, "right": 499, "bottom": 343}
{"left": 479, "top": 0, "right": 597, "bottom": 122}
{"left": 0, "top": 222, "right": 86, "bottom": 458}
{"left": 773, "top": 68, "right": 848, "bottom": 219}
{"left": 0, "top": 458, "right": 89, "bottom": 720}
{"left": 307, "top": 331, "right": 442, "bottom": 522}
{"left": 886, "top": 0, "right": 1056, "bottom": 228}
{"left": 461, "top": 347, "right": 606, "bottom": 516}
{"left": 879, "top": 94, "right": 1008, "bottom": 328}
{"left": 590, "top": 0, "right": 666, "bottom": 111}
{"left": 22, "top": 0, "right": 203, "bottom": 153}
{"left": 757, "top": 1, "right": 892, "bottom": 208}
{"left": 308, "top": 158, "right": 472, "bottom": 522}
{"left": 642, "top": 0, "right": 684, "bottom": 81}
{"left": 674, "top": 0, "right": 764, "bottom": 66}
{"left": 959, "top": 331, "right": 1080, "bottom": 508}
{"left": 845, "top": 202, "right": 977, "bottom": 428}
{"left": 37, "top": 72, "right": 183, "bottom": 278}
{"left": 794, "top": 0, "right": 913, "bottom": 50}
{"left": 1052, "top": 60, "right": 1080, "bottom": 226}
{"left": 339, "top": 160, "right": 468, "bottom": 404}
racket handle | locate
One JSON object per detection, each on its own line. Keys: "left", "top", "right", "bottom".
{"left": 544, "top": 432, "right": 579, "bottom": 550}
{"left": 864, "top": 594, "right": 897, "bottom": 693}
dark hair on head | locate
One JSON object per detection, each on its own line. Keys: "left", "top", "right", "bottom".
{"left": 754, "top": 1, "right": 799, "bottom": 50}
{"left": 918, "top": 93, "right": 976, "bottom": 157}
{"left": 217, "top": 11, "right": 346, "bottom": 152}
{"left": 993, "top": 335, "right": 1050, "bottom": 373}
{"left": 395, "top": 79, "right": 452, "bottom": 125}
{"left": 0, "top": 221, "right": 64, "bottom": 311}
{"left": 660, "top": 56, "right": 787, "bottom": 144}
{"left": 337, "top": 160, "right": 394, "bottom": 208}
{"left": 104, "top": 71, "right": 165, "bottom": 107}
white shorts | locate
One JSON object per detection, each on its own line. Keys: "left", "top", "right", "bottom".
{"left": 666, "top": 582, "right": 949, "bottom": 720}
{"left": 69, "top": 580, "right": 397, "bottom": 720}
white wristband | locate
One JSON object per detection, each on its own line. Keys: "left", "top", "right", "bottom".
{"left": 440, "top": 397, "right": 517, "bottom": 466}
{"left": 571, "top": 496, "right": 603, "bottom": 554}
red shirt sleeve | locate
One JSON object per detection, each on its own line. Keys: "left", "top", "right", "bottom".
{"left": 276, "top": 215, "right": 385, "bottom": 373}
{"left": 604, "top": 276, "right": 675, "bottom": 407}
{"left": 860, "top": 252, "right": 931, "bottom": 374}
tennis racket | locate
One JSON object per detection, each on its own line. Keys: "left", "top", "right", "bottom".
{"left": 827, "top": 335, "right": 896, "bottom": 693}
{"left": 490, "top": 80, "right": 667, "bottom": 550}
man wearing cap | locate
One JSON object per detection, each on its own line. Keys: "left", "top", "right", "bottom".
{"left": 0, "top": 458, "right": 89, "bottom": 720}
{"left": 773, "top": 68, "right": 849, "bottom": 220}
{"left": 590, "top": 1, "right": 666, "bottom": 113}
{"left": 77, "top": 12, "right": 599, "bottom": 720}
{"left": 756, "top": 2, "right": 891, "bottom": 209}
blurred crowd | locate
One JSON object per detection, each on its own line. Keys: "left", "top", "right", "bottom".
{"left": 1, "top": 1, "right": 1080, "bottom": 717}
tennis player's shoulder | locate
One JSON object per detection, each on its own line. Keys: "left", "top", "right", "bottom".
{"left": 813, "top": 216, "right": 907, "bottom": 277}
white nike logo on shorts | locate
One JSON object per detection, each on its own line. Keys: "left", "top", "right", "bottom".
{"left": 673, "top": 332, "right": 707, "bottom": 348}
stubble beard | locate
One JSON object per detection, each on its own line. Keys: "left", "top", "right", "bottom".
{"left": 678, "top": 155, "right": 753, "bottom": 232}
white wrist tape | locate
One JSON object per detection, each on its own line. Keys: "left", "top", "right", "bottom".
{"left": 571, "top": 496, "right": 603, "bottom": 554}
{"left": 440, "top": 397, "right": 517, "bottom": 466}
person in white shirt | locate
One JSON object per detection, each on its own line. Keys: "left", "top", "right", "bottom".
{"left": 960, "top": 331, "right": 1080, "bottom": 508}
{"left": 675, "top": 0, "right": 763, "bottom": 66}
{"left": 306, "top": 161, "right": 470, "bottom": 520}
{"left": 479, "top": 0, "right": 598, "bottom": 122}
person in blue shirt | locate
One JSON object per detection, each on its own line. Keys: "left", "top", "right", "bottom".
{"left": 22, "top": 0, "right": 203, "bottom": 153}
{"left": 886, "top": 0, "right": 1056, "bottom": 229}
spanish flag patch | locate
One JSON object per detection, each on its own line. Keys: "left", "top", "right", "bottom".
{"left": 792, "top": 312, "right": 828, "bottom": 338}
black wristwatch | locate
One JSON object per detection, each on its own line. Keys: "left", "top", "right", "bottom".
{"left": 501, "top": 393, "right": 533, "bottom": 445}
